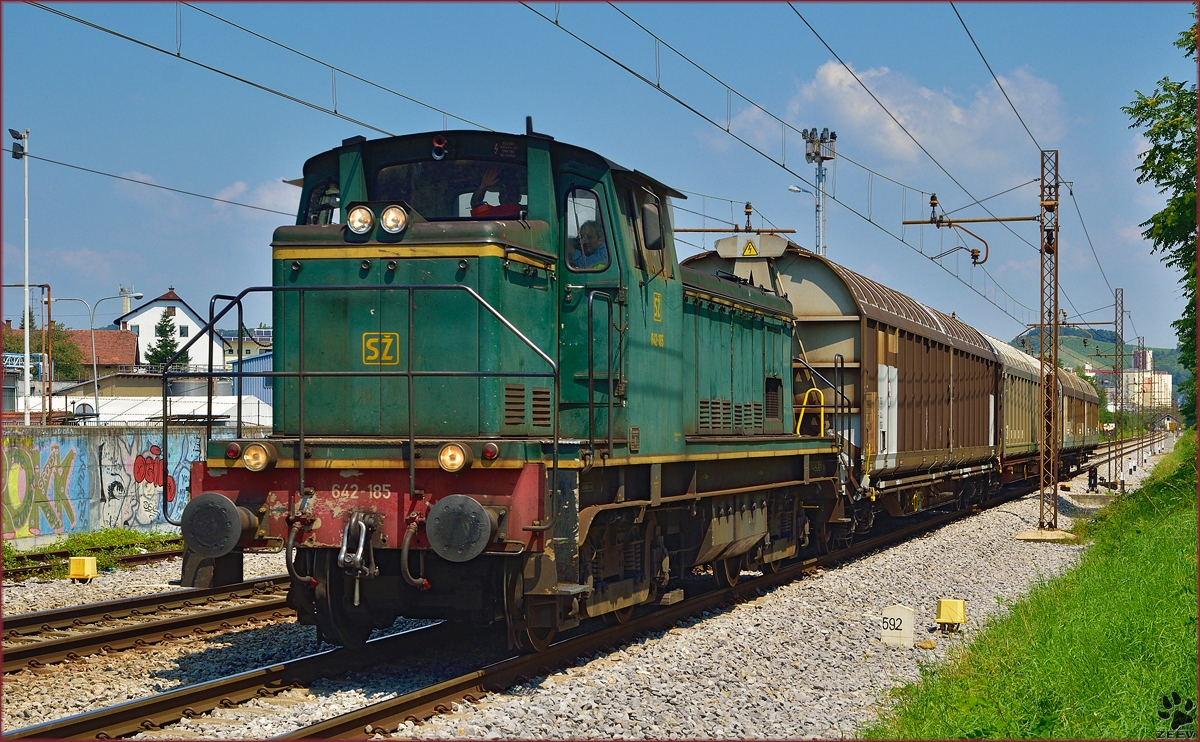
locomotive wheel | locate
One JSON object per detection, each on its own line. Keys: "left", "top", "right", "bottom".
{"left": 602, "top": 605, "right": 635, "bottom": 626}
{"left": 313, "top": 553, "right": 373, "bottom": 648}
{"left": 713, "top": 557, "right": 741, "bottom": 588}
{"left": 761, "top": 558, "right": 783, "bottom": 575}
{"left": 518, "top": 625, "right": 557, "bottom": 653}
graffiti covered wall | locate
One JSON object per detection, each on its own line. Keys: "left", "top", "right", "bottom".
{"left": 2, "top": 426, "right": 208, "bottom": 543}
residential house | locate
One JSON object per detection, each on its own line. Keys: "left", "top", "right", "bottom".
{"left": 111, "top": 286, "right": 225, "bottom": 368}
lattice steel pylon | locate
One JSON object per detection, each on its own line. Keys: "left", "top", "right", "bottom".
{"left": 1037, "top": 151, "right": 1060, "bottom": 530}
{"left": 1111, "top": 288, "right": 1123, "bottom": 485}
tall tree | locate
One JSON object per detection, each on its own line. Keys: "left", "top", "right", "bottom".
{"left": 144, "top": 310, "right": 190, "bottom": 365}
{"left": 1122, "top": 13, "right": 1197, "bottom": 425}
{"left": 1, "top": 313, "right": 86, "bottom": 381}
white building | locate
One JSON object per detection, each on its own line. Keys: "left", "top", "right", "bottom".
{"left": 111, "top": 287, "right": 226, "bottom": 369}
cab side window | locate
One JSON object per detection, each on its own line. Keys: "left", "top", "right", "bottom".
{"left": 305, "top": 178, "right": 340, "bottom": 225}
{"left": 565, "top": 188, "right": 611, "bottom": 272}
{"left": 626, "top": 186, "right": 671, "bottom": 278}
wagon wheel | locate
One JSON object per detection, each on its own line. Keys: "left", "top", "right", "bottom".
{"left": 713, "top": 556, "right": 741, "bottom": 588}
{"left": 761, "top": 558, "right": 784, "bottom": 575}
{"left": 602, "top": 605, "right": 635, "bottom": 626}
{"left": 815, "top": 521, "right": 833, "bottom": 556}
{"left": 518, "top": 625, "right": 557, "bottom": 653}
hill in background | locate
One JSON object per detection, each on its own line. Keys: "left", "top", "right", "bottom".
{"left": 1015, "top": 328, "right": 1190, "bottom": 389}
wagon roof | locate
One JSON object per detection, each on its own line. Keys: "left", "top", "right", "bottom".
{"left": 798, "top": 249, "right": 994, "bottom": 356}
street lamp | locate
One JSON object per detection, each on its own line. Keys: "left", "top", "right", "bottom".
{"left": 9, "top": 127, "right": 29, "bottom": 423}
{"left": 787, "top": 185, "right": 818, "bottom": 255}
{"left": 53, "top": 292, "right": 142, "bottom": 425}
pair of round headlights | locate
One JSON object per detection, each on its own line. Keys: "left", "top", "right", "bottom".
{"left": 347, "top": 204, "right": 407, "bottom": 235}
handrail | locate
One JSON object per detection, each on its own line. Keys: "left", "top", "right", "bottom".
{"left": 583, "top": 290, "right": 617, "bottom": 474}
{"left": 160, "top": 284, "right": 560, "bottom": 534}
{"left": 795, "top": 388, "right": 826, "bottom": 437}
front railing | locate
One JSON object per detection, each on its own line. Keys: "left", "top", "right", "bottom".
{"left": 157, "top": 284, "right": 560, "bottom": 533}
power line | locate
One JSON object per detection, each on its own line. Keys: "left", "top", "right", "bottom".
{"left": 181, "top": 3, "right": 494, "bottom": 132}
{"left": 3, "top": 147, "right": 295, "bottom": 216}
{"left": 30, "top": 2, "right": 396, "bottom": 136}
{"left": 673, "top": 203, "right": 737, "bottom": 226}
{"left": 949, "top": 3, "right": 1042, "bottom": 151}
{"left": 526, "top": 2, "right": 1035, "bottom": 324}
{"left": 606, "top": 3, "right": 927, "bottom": 196}
{"left": 945, "top": 178, "right": 1038, "bottom": 215}
{"left": 1064, "top": 184, "right": 1115, "bottom": 295}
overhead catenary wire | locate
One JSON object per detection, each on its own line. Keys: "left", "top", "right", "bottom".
{"left": 30, "top": 2, "right": 396, "bottom": 136}
{"left": 3, "top": 147, "right": 295, "bottom": 216}
{"left": 180, "top": 3, "right": 494, "bottom": 132}
{"left": 606, "top": 3, "right": 927, "bottom": 197}
{"left": 526, "top": 2, "right": 1035, "bottom": 324}
{"left": 949, "top": 3, "right": 1042, "bottom": 151}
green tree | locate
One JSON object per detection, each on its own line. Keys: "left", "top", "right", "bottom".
{"left": 1, "top": 311, "right": 86, "bottom": 381}
{"left": 1122, "top": 13, "right": 1197, "bottom": 425}
{"left": 144, "top": 310, "right": 190, "bottom": 366}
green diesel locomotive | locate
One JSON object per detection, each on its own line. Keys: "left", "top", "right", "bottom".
{"left": 178, "top": 125, "right": 1096, "bottom": 650}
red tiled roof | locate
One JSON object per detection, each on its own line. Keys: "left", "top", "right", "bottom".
{"left": 65, "top": 329, "right": 140, "bottom": 365}
{"left": 156, "top": 288, "right": 183, "bottom": 302}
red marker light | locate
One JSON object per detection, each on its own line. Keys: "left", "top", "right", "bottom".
{"left": 482, "top": 442, "right": 500, "bottom": 460}
{"left": 225, "top": 442, "right": 242, "bottom": 459}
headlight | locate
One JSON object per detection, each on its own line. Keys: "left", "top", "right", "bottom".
{"left": 437, "top": 442, "right": 473, "bottom": 473}
{"left": 380, "top": 205, "right": 407, "bottom": 234}
{"left": 242, "top": 442, "right": 277, "bottom": 472}
{"left": 346, "top": 205, "right": 374, "bottom": 234}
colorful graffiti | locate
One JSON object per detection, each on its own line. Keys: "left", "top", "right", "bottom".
{"left": 2, "top": 427, "right": 204, "bottom": 542}
{"left": 2, "top": 441, "right": 86, "bottom": 538}
{"left": 97, "top": 433, "right": 200, "bottom": 529}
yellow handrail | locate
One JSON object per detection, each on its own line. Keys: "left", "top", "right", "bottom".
{"left": 795, "top": 388, "right": 826, "bottom": 437}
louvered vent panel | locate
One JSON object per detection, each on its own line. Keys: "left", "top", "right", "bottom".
{"left": 753, "top": 402, "right": 764, "bottom": 431}
{"left": 764, "top": 378, "right": 782, "bottom": 420}
{"left": 699, "top": 399, "right": 712, "bottom": 432}
{"left": 504, "top": 384, "right": 526, "bottom": 425}
{"left": 719, "top": 399, "right": 732, "bottom": 431}
{"left": 733, "top": 403, "right": 744, "bottom": 431}
{"left": 531, "top": 387, "right": 552, "bottom": 427}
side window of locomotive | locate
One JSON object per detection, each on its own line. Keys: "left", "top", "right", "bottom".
{"left": 565, "top": 188, "right": 611, "bottom": 272}
{"left": 626, "top": 187, "right": 671, "bottom": 278}
{"left": 305, "top": 178, "right": 340, "bottom": 225}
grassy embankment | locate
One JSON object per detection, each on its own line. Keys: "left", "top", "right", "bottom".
{"left": 2, "top": 528, "right": 181, "bottom": 578}
{"left": 863, "top": 430, "right": 1198, "bottom": 739}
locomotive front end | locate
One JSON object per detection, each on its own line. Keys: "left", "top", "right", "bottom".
{"left": 186, "top": 131, "right": 564, "bottom": 647}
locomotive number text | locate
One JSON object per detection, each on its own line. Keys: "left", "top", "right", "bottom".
{"left": 331, "top": 483, "right": 392, "bottom": 499}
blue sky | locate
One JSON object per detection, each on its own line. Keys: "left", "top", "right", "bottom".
{"left": 3, "top": 2, "right": 1193, "bottom": 349}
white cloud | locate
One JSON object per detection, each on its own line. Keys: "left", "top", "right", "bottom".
{"left": 788, "top": 61, "right": 1067, "bottom": 174}
{"left": 212, "top": 177, "right": 297, "bottom": 217}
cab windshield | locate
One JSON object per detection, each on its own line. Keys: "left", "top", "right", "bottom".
{"left": 374, "top": 159, "right": 528, "bottom": 220}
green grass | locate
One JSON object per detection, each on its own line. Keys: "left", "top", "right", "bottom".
{"left": 863, "top": 431, "right": 1198, "bottom": 739}
{"left": 3, "top": 527, "right": 182, "bottom": 577}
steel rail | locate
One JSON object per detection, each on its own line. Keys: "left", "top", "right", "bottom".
{"left": 3, "top": 575, "right": 289, "bottom": 637}
{"left": 3, "top": 596, "right": 292, "bottom": 674}
{"left": 277, "top": 497, "right": 1011, "bottom": 739}
{"left": 1, "top": 623, "right": 452, "bottom": 740}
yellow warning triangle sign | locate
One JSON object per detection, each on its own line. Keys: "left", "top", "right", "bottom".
{"left": 742, "top": 240, "right": 758, "bottom": 256}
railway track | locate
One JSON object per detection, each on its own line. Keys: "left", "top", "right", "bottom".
{"left": 3, "top": 433, "right": 1169, "bottom": 740}
{"left": 3, "top": 539, "right": 186, "bottom": 582}
{"left": 2, "top": 576, "right": 291, "bottom": 674}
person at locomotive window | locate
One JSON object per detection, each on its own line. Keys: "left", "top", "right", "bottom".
{"left": 570, "top": 220, "right": 609, "bottom": 269}
{"left": 469, "top": 166, "right": 524, "bottom": 218}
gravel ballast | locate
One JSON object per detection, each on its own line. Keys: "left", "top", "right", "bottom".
{"left": 2, "top": 551, "right": 287, "bottom": 615}
{"left": 3, "top": 436, "right": 1176, "bottom": 739}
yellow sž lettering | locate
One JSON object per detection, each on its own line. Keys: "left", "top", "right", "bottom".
{"left": 650, "top": 332, "right": 665, "bottom": 347}
{"left": 362, "top": 332, "right": 400, "bottom": 365}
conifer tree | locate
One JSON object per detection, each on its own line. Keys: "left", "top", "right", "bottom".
{"left": 145, "top": 310, "right": 190, "bottom": 365}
